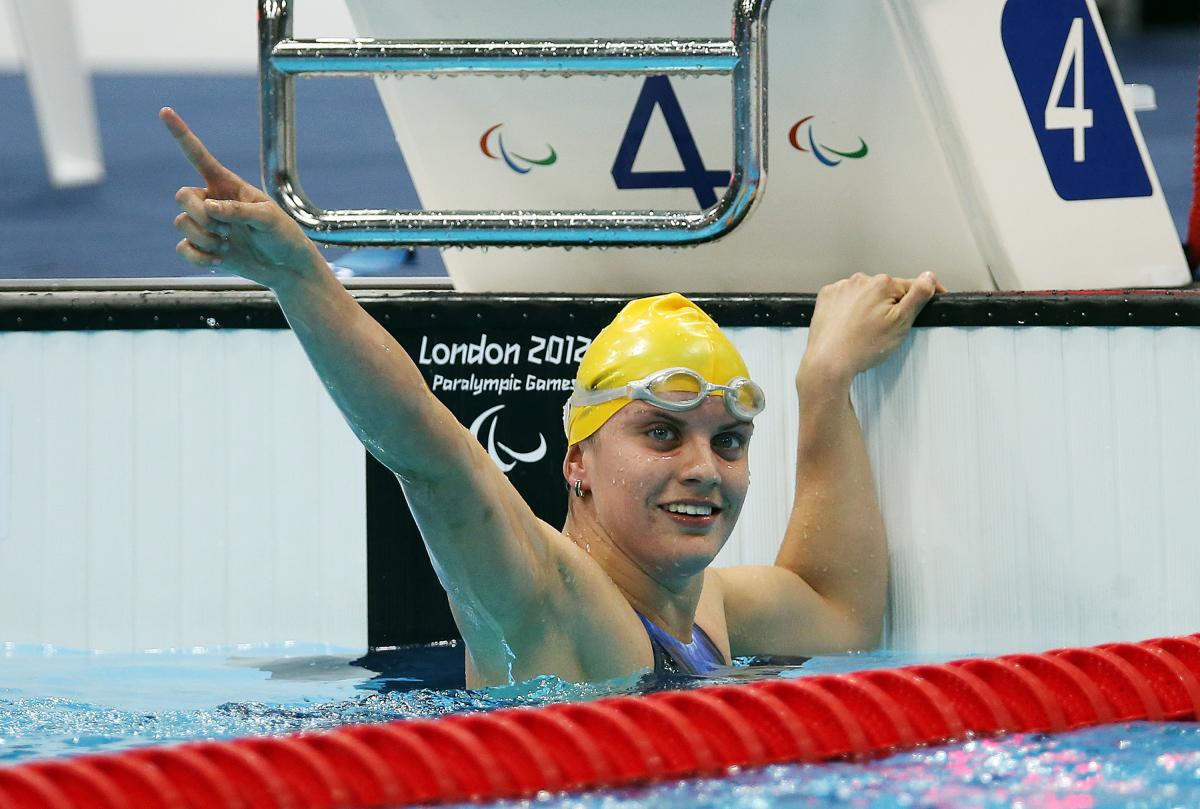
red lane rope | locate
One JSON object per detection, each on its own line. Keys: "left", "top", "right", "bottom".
{"left": 1189, "top": 56, "right": 1200, "bottom": 272}
{"left": 3, "top": 633, "right": 1200, "bottom": 809}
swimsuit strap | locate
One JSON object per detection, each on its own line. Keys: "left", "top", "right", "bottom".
{"left": 635, "top": 611, "right": 726, "bottom": 676}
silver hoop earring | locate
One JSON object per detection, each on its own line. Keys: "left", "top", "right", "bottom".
{"left": 574, "top": 479, "right": 585, "bottom": 498}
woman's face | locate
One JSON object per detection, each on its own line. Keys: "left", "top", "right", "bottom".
{"left": 579, "top": 396, "right": 753, "bottom": 583}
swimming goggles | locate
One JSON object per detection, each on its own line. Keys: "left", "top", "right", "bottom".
{"left": 566, "top": 367, "right": 766, "bottom": 425}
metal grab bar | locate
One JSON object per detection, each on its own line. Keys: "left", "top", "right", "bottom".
{"left": 267, "top": 40, "right": 741, "bottom": 76}
{"left": 258, "top": 0, "right": 772, "bottom": 247}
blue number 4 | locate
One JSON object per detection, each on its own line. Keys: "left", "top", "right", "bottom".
{"left": 611, "top": 76, "right": 730, "bottom": 209}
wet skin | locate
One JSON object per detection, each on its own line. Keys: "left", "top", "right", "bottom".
{"left": 563, "top": 396, "right": 753, "bottom": 626}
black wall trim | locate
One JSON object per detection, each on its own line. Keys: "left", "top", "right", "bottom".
{"left": 3, "top": 288, "right": 1200, "bottom": 331}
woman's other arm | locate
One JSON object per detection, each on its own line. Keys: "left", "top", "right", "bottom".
{"left": 718, "top": 273, "right": 940, "bottom": 656}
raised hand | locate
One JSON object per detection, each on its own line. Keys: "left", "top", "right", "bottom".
{"left": 801, "top": 272, "right": 943, "bottom": 389}
{"left": 161, "top": 107, "right": 325, "bottom": 291}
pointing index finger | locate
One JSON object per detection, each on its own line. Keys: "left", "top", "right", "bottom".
{"left": 160, "top": 107, "right": 229, "bottom": 184}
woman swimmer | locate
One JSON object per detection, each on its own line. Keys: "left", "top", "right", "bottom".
{"left": 161, "top": 107, "right": 942, "bottom": 686}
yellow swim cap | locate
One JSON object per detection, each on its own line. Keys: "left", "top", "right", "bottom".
{"left": 566, "top": 293, "right": 751, "bottom": 445}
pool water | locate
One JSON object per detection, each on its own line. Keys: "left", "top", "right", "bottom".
{"left": 3, "top": 643, "right": 1200, "bottom": 807}
{"left": 0, "top": 642, "right": 609, "bottom": 761}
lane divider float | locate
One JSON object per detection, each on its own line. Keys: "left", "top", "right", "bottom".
{"left": 2, "top": 633, "right": 1199, "bottom": 808}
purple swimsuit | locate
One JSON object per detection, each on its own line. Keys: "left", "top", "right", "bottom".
{"left": 636, "top": 611, "right": 726, "bottom": 676}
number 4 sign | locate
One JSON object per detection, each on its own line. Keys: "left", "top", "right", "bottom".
{"left": 1001, "top": 0, "right": 1151, "bottom": 201}
{"left": 1045, "top": 18, "right": 1093, "bottom": 164}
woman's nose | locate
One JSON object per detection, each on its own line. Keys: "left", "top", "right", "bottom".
{"left": 679, "top": 438, "right": 721, "bottom": 487}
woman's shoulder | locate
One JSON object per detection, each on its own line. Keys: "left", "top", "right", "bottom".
{"left": 537, "top": 528, "right": 696, "bottom": 676}
{"left": 696, "top": 570, "right": 733, "bottom": 660}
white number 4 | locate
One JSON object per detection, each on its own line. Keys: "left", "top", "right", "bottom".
{"left": 1044, "top": 17, "right": 1094, "bottom": 163}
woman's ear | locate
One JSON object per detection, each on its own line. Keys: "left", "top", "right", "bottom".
{"left": 563, "top": 441, "right": 588, "bottom": 489}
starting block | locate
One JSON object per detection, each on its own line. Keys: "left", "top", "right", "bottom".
{"left": 329, "top": 0, "right": 1187, "bottom": 291}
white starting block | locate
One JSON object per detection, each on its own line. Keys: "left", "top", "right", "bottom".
{"left": 338, "top": 0, "right": 1186, "bottom": 292}
{"left": 8, "top": 0, "right": 105, "bottom": 187}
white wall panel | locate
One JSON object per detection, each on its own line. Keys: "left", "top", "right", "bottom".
{"left": 1065, "top": 329, "right": 1124, "bottom": 643}
{"left": 270, "top": 333, "right": 328, "bottom": 643}
{"left": 316, "top": 373, "right": 368, "bottom": 646}
{"left": 1157, "top": 327, "right": 1200, "bottom": 638}
{"left": 0, "top": 329, "right": 366, "bottom": 652}
{"left": 176, "top": 331, "right": 229, "bottom": 649}
{"left": 2, "top": 322, "right": 1197, "bottom": 656}
{"left": 223, "top": 332, "right": 279, "bottom": 646}
{"left": 39, "top": 333, "right": 90, "bottom": 649}
{"left": 0, "top": 333, "right": 44, "bottom": 643}
{"left": 133, "top": 330, "right": 183, "bottom": 651}
{"left": 85, "top": 330, "right": 136, "bottom": 651}
{"left": 0, "top": 383, "right": 10, "bottom": 543}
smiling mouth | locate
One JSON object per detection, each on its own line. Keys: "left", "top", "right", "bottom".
{"left": 661, "top": 503, "right": 721, "bottom": 518}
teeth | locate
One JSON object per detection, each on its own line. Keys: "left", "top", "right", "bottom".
{"left": 666, "top": 503, "right": 713, "bottom": 516}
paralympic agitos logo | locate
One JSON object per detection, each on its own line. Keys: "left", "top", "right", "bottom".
{"left": 469, "top": 404, "right": 548, "bottom": 472}
{"left": 788, "top": 116, "right": 869, "bottom": 167}
{"left": 479, "top": 123, "right": 558, "bottom": 174}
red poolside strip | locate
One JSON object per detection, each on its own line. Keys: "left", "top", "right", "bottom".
{"left": 1188, "top": 59, "right": 1200, "bottom": 270}
{"left": 3, "top": 632, "right": 1200, "bottom": 809}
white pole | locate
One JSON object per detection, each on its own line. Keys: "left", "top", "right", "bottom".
{"left": 9, "top": 0, "right": 104, "bottom": 187}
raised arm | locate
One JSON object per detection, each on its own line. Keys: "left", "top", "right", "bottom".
{"left": 718, "top": 272, "right": 940, "bottom": 656}
{"left": 162, "top": 107, "right": 465, "bottom": 485}
{"left": 162, "top": 108, "right": 563, "bottom": 674}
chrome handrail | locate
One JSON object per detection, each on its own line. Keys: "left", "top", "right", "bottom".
{"left": 258, "top": 0, "right": 772, "bottom": 247}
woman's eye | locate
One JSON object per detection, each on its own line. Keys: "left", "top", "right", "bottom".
{"left": 714, "top": 433, "right": 746, "bottom": 451}
{"left": 647, "top": 425, "right": 677, "bottom": 442}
